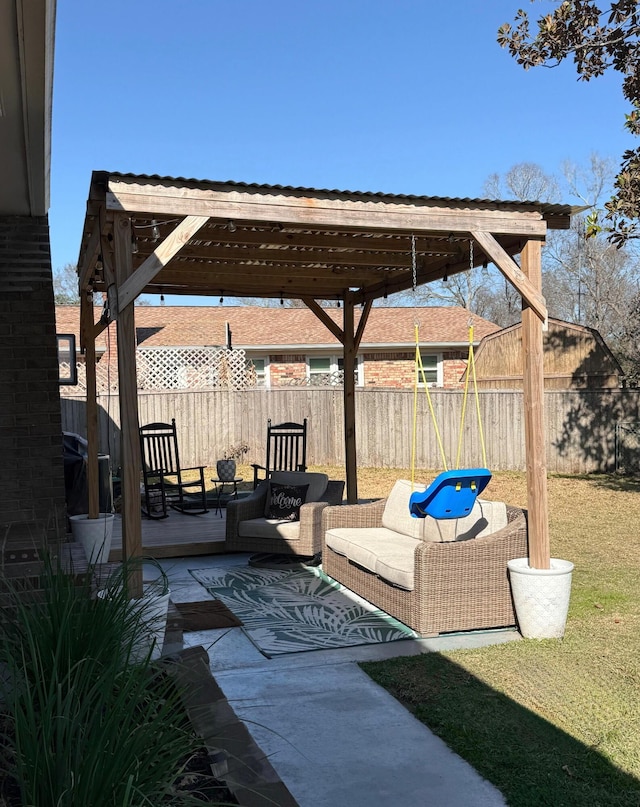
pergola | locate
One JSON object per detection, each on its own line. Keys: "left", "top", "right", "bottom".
{"left": 76, "top": 171, "right": 575, "bottom": 594}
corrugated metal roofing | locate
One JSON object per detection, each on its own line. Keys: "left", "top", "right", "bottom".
{"left": 99, "top": 170, "right": 577, "bottom": 217}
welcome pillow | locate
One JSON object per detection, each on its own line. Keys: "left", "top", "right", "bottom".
{"left": 266, "top": 482, "right": 309, "bottom": 522}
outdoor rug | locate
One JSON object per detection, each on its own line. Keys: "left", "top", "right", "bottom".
{"left": 188, "top": 565, "right": 418, "bottom": 657}
{"left": 174, "top": 599, "right": 243, "bottom": 631}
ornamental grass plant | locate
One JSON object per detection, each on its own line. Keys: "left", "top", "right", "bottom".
{"left": 0, "top": 555, "right": 220, "bottom": 806}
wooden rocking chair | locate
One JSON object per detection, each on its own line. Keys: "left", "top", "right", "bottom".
{"left": 252, "top": 418, "right": 308, "bottom": 488}
{"left": 139, "top": 419, "right": 208, "bottom": 518}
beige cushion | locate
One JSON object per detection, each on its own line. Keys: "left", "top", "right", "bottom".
{"left": 419, "top": 498, "right": 508, "bottom": 542}
{"left": 381, "top": 479, "right": 508, "bottom": 543}
{"left": 381, "top": 479, "right": 428, "bottom": 539}
{"left": 325, "top": 527, "right": 402, "bottom": 572}
{"left": 375, "top": 547, "right": 417, "bottom": 590}
{"left": 326, "top": 526, "right": 419, "bottom": 590}
{"left": 238, "top": 517, "right": 301, "bottom": 541}
{"left": 265, "top": 472, "right": 328, "bottom": 517}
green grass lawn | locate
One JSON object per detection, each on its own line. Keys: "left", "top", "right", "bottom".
{"left": 316, "top": 469, "right": 640, "bottom": 807}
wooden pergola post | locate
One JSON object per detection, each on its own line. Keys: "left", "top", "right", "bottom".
{"left": 343, "top": 295, "right": 358, "bottom": 503}
{"left": 80, "top": 293, "right": 100, "bottom": 519}
{"left": 113, "top": 214, "right": 143, "bottom": 597}
{"left": 521, "top": 238, "right": 550, "bottom": 569}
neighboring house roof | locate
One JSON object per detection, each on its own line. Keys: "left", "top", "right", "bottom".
{"left": 55, "top": 305, "right": 500, "bottom": 352}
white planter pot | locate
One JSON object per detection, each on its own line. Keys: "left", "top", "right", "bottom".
{"left": 130, "top": 585, "right": 171, "bottom": 662}
{"left": 69, "top": 513, "right": 115, "bottom": 564}
{"left": 98, "top": 565, "right": 170, "bottom": 664}
{"left": 507, "top": 557, "right": 574, "bottom": 639}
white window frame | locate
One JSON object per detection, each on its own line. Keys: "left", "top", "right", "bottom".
{"left": 248, "top": 356, "right": 270, "bottom": 388}
{"left": 416, "top": 352, "right": 443, "bottom": 387}
{"left": 306, "top": 355, "right": 363, "bottom": 386}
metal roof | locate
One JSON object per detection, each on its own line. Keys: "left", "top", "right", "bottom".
{"left": 77, "top": 170, "right": 576, "bottom": 307}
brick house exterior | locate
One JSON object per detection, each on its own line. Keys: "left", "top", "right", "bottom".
{"left": 1, "top": 217, "right": 67, "bottom": 556}
{"left": 55, "top": 305, "right": 500, "bottom": 390}
{"left": 1, "top": 2, "right": 66, "bottom": 573}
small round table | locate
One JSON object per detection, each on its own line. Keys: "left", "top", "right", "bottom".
{"left": 211, "top": 476, "right": 242, "bottom": 517}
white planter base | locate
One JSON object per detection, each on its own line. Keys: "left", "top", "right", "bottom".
{"left": 98, "top": 584, "right": 170, "bottom": 664}
{"left": 507, "top": 557, "right": 574, "bottom": 639}
{"left": 69, "top": 513, "right": 115, "bottom": 564}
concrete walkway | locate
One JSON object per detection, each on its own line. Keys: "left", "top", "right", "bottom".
{"left": 160, "top": 554, "right": 514, "bottom": 807}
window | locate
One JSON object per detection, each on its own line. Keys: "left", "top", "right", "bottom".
{"left": 417, "top": 353, "right": 441, "bottom": 386}
{"left": 57, "top": 334, "right": 77, "bottom": 385}
{"left": 307, "top": 356, "right": 362, "bottom": 386}
{"left": 308, "top": 357, "right": 332, "bottom": 384}
{"left": 248, "top": 357, "right": 268, "bottom": 387}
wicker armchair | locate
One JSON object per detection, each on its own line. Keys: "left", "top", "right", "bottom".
{"left": 226, "top": 471, "right": 345, "bottom": 558}
{"left": 322, "top": 483, "right": 528, "bottom": 636}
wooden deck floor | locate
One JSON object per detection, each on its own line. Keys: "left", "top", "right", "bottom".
{"left": 109, "top": 508, "right": 228, "bottom": 560}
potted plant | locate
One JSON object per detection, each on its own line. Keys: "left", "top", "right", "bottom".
{"left": 217, "top": 442, "right": 250, "bottom": 482}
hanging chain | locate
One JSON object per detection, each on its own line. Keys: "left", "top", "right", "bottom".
{"left": 411, "top": 234, "right": 417, "bottom": 292}
{"left": 469, "top": 238, "right": 473, "bottom": 272}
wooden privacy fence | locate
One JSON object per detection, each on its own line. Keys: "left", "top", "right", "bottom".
{"left": 60, "top": 387, "right": 640, "bottom": 475}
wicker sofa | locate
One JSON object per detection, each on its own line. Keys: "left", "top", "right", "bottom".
{"left": 225, "top": 471, "right": 345, "bottom": 558}
{"left": 322, "top": 479, "right": 528, "bottom": 636}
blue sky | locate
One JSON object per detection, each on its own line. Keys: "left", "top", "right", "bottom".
{"left": 50, "top": 0, "right": 633, "bottom": 303}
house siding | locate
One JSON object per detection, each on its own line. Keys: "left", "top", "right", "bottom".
{"left": 0, "top": 215, "right": 67, "bottom": 565}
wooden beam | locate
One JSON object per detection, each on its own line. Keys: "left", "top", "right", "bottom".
{"left": 118, "top": 215, "right": 210, "bottom": 311}
{"left": 343, "top": 295, "right": 358, "bottom": 503}
{"left": 77, "top": 217, "right": 101, "bottom": 295}
{"left": 113, "top": 214, "right": 143, "bottom": 598}
{"left": 471, "top": 231, "right": 548, "bottom": 324}
{"left": 151, "top": 262, "right": 397, "bottom": 284}
{"left": 301, "top": 298, "right": 345, "bottom": 343}
{"left": 81, "top": 294, "right": 100, "bottom": 519}
{"left": 176, "top": 226, "right": 463, "bottom": 256}
{"left": 521, "top": 239, "right": 550, "bottom": 570}
{"left": 354, "top": 300, "right": 373, "bottom": 350}
{"left": 172, "top": 243, "right": 435, "bottom": 269}
{"left": 106, "top": 182, "right": 548, "bottom": 237}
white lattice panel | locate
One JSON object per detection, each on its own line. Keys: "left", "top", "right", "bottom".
{"left": 60, "top": 348, "right": 252, "bottom": 395}
{"left": 137, "top": 347, "right": 248, "bottom": 390}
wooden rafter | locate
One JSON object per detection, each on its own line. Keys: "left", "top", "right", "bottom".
{"left": 118, "top": 215, "right": 210, "bottom": 311}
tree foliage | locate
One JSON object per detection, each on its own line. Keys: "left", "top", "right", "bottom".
{"left": 53, "top": 263, "right": 80, "bottom": 304}
{"left": 498, "top": 1, "right": 640, "bottom": 245}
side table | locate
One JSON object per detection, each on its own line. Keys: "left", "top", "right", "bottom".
{"left": 211, "top": 477, "right": 242, "bottom": 517}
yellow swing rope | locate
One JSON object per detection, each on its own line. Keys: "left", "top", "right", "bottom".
{"left": 455, "top": 323, "right": 488, "bottom": 470}
{"left": 411, "top": 323, "right": 448, "bottom": 488}
{"left": 410, "top": 234, "right": 488, "bottom": 484}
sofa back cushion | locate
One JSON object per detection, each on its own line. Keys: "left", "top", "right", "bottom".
{"left": 381, "top": 479, "right": 508, "bottom": 542}
{"left": 381, "top": 480, "right": 428, "bottom": 539}
{"left": 421, "top": 498, "right": 508, "bottom": 542}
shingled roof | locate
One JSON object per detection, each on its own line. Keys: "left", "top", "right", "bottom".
{"left": 55, "top": 305, "right": 499, "bottom": 351}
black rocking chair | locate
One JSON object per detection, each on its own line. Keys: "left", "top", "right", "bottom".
{"left": 252, "top": 418, "right": 308, "bottom": 488}
{"left": 139, "top": 419, "right": 208, "bottom": 518}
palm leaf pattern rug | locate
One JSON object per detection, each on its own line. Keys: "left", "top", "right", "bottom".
{"left": 189, "top": 565, "right": 418, "bottom": 657}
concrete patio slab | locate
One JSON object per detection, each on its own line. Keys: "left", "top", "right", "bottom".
{"left": 160, "top": 553, "right": 512, "bottom": 806}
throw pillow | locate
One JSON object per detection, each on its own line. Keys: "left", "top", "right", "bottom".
{"left": 266, "top": 483, "right": 309, "bottom": 522}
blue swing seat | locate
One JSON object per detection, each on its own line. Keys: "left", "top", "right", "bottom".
{"left": 409, "top": 468, "right": 492, "bottom": 520}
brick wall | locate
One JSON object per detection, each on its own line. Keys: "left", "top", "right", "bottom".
{"left": 0, "top": 215, "right": 67, "bottom": 571}
{"left": 362, "top": 350, "right": 468, "bottom": 389}
{"left": 442, "top": 351, "right": 467, "bottom": 389}
{"left": 268, "top": 354, "right": 306, "bottom": 386}
{"left": 362, "top": 351, "right": 414, "bottom": 388}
